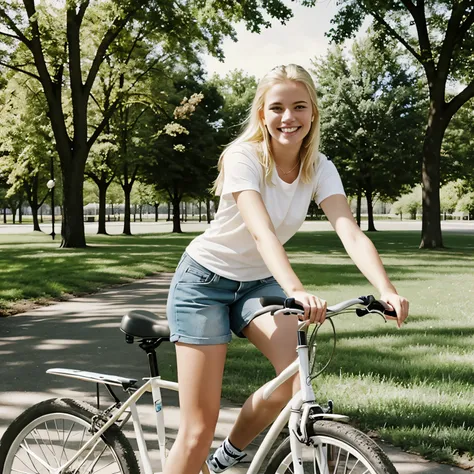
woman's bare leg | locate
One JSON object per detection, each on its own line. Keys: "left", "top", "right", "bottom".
{"left": 227, "top": 313, "right": 299, "bottom": 449}
{"left": 163, "top": 343, "right": 227, "bottom": 474}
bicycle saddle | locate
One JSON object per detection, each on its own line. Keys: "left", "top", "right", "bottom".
{"left": 120, "top": 310, "right": 171, "bottom": 339}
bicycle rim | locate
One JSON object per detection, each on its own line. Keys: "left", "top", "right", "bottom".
{"left": 3, "top": 412, "right": 126, "bottom": 474}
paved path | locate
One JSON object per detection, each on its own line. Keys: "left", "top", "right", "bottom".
{"left": 1, "top": 219, "right": 474, "bottom": 235}
{"left": 0, "top": 276, "right": 469, "bottom": 473}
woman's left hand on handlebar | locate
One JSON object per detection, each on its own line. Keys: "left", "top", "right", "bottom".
{"left": 380, "top": 292, "right": 409, "bottom": 328}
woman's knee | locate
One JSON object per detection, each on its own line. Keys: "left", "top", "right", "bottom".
{"left": 176, "top": 421, "right": 216, "bottom": 455}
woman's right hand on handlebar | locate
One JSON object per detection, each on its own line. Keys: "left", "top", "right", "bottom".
{"left": 290, "top": 290, "right": 327, "bottom": 325}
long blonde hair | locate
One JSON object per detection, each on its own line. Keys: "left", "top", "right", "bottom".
{"left": 214, "top": 64, "right": 321, "bottom": 195}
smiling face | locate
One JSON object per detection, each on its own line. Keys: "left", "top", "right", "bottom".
{"left": 261, "top": 80, "right": 313, "bottom": 151}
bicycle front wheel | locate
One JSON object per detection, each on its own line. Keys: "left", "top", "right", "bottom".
{"left": 0, "top": 398, "right": 140, "bottom": 474}
{"left": 265, "top": 420, "right": 397, "bottom": 474}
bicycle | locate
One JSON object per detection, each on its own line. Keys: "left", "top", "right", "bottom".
{"left": 0, "top": 295, "right": 399, "bottom": 474}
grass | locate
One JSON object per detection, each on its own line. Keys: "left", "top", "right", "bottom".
{"left": 0, "top": 232, "right": 194, "bottom": 313}
{"left": 2, "top": 229, "right": 474, "bottom": 465}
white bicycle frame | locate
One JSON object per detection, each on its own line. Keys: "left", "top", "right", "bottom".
{"left": 45, "top": 295, "right": 379, "bottom": 474}
{"left": 46, "top": 318, "right": 350, "bottom": 474}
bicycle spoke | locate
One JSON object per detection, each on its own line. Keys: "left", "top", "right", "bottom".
{"left": 44, "top": 421, "right": 60, "bottom": 468}
{"left": 22, "top": 439, "right": 42, "bottom": 474}
{"left": 31, "top": 428, "right": 51, "bottom": 466}
{"left": 332, "top": 447, "right": 341, "bottom": 474}
{"left": 18, "top": 442, "right": 54, "bottom": 472}
{"left": 59, "top": 419, "right": 76, "bottom": 464}
{"left": 13, "top": 454, "right": 38, "bottom": 474}
{"left": 83, "top": 444, "right": 109, "bottom": 474}
{"left": 11, "top": 468, "right": 38, "bottom": 474}
{"left": 90, "top": 459, "right": 120, "bottom": 474}
{"left": 343, "top": 452, "right": 350, "bottom": 474}
{"left": 348, "top": 458, "right": 361, "bottom": 474}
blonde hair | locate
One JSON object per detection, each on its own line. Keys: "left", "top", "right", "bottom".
{"left": 214, "top": 64, "right": 321, "bottom": 195}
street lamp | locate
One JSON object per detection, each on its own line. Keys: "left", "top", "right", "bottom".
{"left": 46, "top": 177, "right": 56, "bottom": 240}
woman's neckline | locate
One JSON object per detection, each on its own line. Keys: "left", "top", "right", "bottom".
{"left": 274, "top": 162, "right": 302, "bottom": 186}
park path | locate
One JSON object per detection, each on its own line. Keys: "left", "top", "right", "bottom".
{"left": 1, "top": 219, "right": 474, "bottom": 235}
{"left": 0, "top": 275, "right": 469, "bottom": 473}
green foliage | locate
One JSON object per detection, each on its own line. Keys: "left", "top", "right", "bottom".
{"left": 142, "top": 72, "right": 225, "bottom": 203}
{"left": 391, "top": 186, "right": 422, "bottom": 220}
{"left": 442, "top": 100, "right": 474, "bottom": 186}
{"left": 440, "top": 180, "right": 465, "bottom": 213}
{"left": 131, "top": 181, "right": 155, "bottom": 206}
{"left": 315, "top": 35, "right": 424, "bottom": 203}
{"left": 325, "top": 0, "right": 474, "bottom": 246}
{"left": 0, "top": 73, "right": 59, "bottom": 210}
{"left": 0, "top": 0, "right": 296, "bottom": 245}
{"left": 456, "top": 192, "right": 474, "bottom": 216}
{"left": 210, "top": 69, "right": 257, "bottom": 143}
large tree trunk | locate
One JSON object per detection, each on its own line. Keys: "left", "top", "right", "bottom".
{"left": 123, "top": 187, "right": 132, "bottom": 235}
{"left": 206, "top": 199, "right": 211, "bottom": 224}
{"left": 61, "top": 157, "right": 86, "bottom": 247}
{"left": 365, "top": 185, "right": 376, "bottom": 232}
{"left": 356, "top": 190, "right": 362, "bottom": 228}
{"left": 365, "top": 192, "right": 377, "bottom": 232}
{"left": 172, "top": 196, "right": 182, "bottom": 233}
{"left": 97, "top": 181, "right": 109, "bottom": 235}
{"left": 420, "top": 112, "right": 446, "bottom": 249}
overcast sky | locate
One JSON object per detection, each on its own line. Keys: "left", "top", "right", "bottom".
{"left": 201, "top": 0, "right": 341, "bottom": 80}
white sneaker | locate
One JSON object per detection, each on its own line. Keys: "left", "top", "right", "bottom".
{"left": 206, "top": 449, "right": 246, "bottom": 473}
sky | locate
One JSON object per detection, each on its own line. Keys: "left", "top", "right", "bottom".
{"left": 201, "top": 0, "right": 341, "bottom": 80}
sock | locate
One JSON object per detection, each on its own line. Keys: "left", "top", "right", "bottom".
{"left": 207, "top": 437, "right": 246, "bottom": 473}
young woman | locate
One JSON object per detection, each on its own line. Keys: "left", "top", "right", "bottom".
{"left": 164, "top": 64, "right": 409, "bottom": 474}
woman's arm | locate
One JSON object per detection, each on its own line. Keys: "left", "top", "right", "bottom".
{"left": 233, "top": 189, "right": 327, "bottom": 324}
{"left": 320, "top": 194, "right": 409, "bottom": 327}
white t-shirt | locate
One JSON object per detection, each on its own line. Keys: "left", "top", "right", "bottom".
{"left": 186, "top": 143, "right": 345, "bottom": 281}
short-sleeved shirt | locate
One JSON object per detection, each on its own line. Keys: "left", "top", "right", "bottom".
{"left": 186, "top": 143, "right": 345, "bottom": 281}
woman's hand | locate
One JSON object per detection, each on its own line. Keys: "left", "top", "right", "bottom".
{"left": 380, "top": 291, "right": 409, "bottom": 328}
{"left": 290, "top": 291, "right": 327, "bottom": 325}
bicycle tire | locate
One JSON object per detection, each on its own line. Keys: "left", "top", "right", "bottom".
{"left": 0, "top": 397, "right": 140, "bottom": 474}
{"left": 264, "top": 420, "right": 398, "bottom": 474}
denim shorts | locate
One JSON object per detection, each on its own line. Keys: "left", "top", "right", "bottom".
{"left": 166, "top": 252, "right": 286, "bottom": 345}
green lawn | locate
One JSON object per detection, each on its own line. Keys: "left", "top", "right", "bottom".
{"left": 2, "top": 230, "right": 474, "bottom": 465}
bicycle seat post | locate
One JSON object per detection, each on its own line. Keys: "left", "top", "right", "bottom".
{"left": 139, "top": 339, "right": 162, "bottom": 378}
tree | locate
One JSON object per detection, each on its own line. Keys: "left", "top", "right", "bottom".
{"left": 0, "top": 74, "right": 57, "bottom": 232}
{"left": 391, "top": 185, "right": 422, "bottom": 220}
{"left": 327, "top": 1, "right": 474, "bottom": 247}
{"left": 442, "top": 99, "right": 474, "bottom": 187}
{"left": 131, "top": 182, "right": 155, "bottom": 221}
{"left": 440, "top": 180, "right": 464, "bottom": 218}
{"left": 85, "top": 133, "right": 117, "bottom": 234}
{"left": 456, "top": 192, "right": 474, "bottom": 219}
{"left": 143, "top": 74, "right": 224, "bottom": 232}
{"left": 210, "top": 69, "right": 258, "bottom": 143}
{"left": 0, "top": 0, "right": 294, "bottom": 247}
{"left": 315, "top": 37, "right": 424, "bottom": 231}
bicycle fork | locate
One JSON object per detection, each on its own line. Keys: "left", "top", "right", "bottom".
{"left": 290, "top": 327, "right": 335, "bottom": 474}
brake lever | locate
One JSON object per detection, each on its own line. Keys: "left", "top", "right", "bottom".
{"left": 273, "top": 308, "right": 305, "bottom": 317}
{"left": 355, "top": 308, "right": 388, "bottom": 322}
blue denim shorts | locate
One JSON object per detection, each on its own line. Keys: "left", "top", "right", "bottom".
{"left": 166, "top": 253, "right": 286, "bottom": 345}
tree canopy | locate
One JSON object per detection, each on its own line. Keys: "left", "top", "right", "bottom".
{"left": 326, "top": 0, "right": 474, "bottom": 247}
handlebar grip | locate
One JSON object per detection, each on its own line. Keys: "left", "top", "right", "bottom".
{"left": 283, "top": 297, "right": 304, "bottom": 311}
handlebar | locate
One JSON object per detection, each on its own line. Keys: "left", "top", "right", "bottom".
{"left": 256, "top": 295, "right": 397, "bottom": 320}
